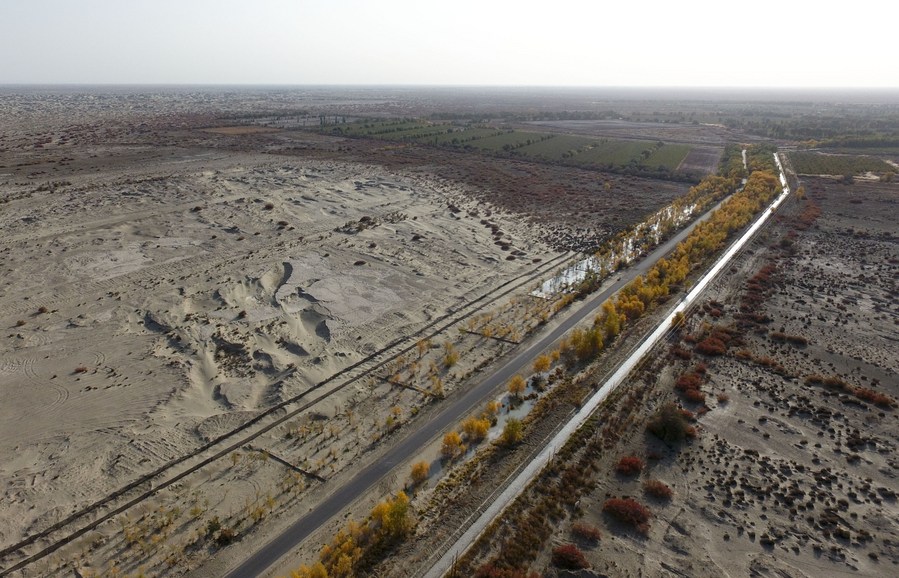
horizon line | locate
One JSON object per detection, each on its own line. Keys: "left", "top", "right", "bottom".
{"left": 2, "top": 83, "right": 899, "bottom": 91}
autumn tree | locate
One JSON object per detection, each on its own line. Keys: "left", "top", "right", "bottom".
{"left": 602, "top": 301, "right": 620, "bottom": 339}
{"left": 483, "top": 400, "right": 501, "bottom": 421}
{"left": 443, "top": 341, "right": 459, "bottom": 368}
{"left": 507, "top": 374, "right": 526, "bottom": 398}
{"left": 532, "top": 354, "right": 551, "bottom": 373}
{"left": 462, "top": 416, "right": 491, "bottom": 442}
{"left": 410, "top": 461, "right": 430, "bottom": 486}
{"left": 500, "top": 418, "right": 523, "bottom": 447}
{"left": 441, "top": 431, "right": 464, "bottom": 460}
{"left": 370, "top": 491, "right": 412, "bottom": 539}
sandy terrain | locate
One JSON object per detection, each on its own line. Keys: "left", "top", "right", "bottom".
{"left": 0, "top": 139, "right": 557, "bottom": 554}
{"left": 0, "top": 87, "right": 715, "bottom": 577}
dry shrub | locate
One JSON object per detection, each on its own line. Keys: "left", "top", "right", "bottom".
{"left": 603, "top": 498, "right": 651, "bottom": 535}
{"left": 683, "top": 388, "right": 706, "bottom": 403}
{"left": 74, "top": 365, "right": 89, "bottom": 374}
{"left": 644, "top": 479, "right": 673, "bottom": 500}
{"left": 571, "top": 522, "right": 602, "bottom": 543}
{"left": 853, "top": 387, "right": 897, "bottom": 409}
{"left": 671, "top": 345, "right": 692, "bottom": 360}
{"left": 675, "top": 373, "right": 702, "bottom": 390}
{"left": 615, "top": 455, "right": 644, "bottom": 476}
{"left": 474, "top": 565, "right": 539, "bottom": 578}
{"left": 696, "top": 336, "right": 726, "bottom": 356}
{"left": 647, "top": 402, "right": 695, "bottom": 443}
{"left": 551, "top": 543, "right": 590, "bottom": 570}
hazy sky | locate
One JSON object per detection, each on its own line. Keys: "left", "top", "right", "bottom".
{"left": 1, "top": 0, "right": 893, "bottom": 87}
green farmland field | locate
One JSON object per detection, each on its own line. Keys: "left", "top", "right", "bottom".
{"left": 325, "top": 119, "right": 695, "bottom": 177}
{"left": 517, "top": 134, "right": 595, "bottom": 161}
{"left": 788, "top": 151, "right": 892, "bottom": 175}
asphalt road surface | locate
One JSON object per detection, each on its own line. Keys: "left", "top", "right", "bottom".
{"left": 223, "top": 193, "right": 732, "bottom": 578}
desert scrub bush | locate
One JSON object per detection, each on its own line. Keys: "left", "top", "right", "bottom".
{"left": 695, "top": 336, "right": 727, "bottom": 356}
{"left": 571, "top": 521, "right": 602, "bottom": 543}
{"left": 682, "top": 388, "right": 706, "bottom": 403}
{"left": 215, "top": 526, "right": 236, "bottom": 546}
{"left": 670, "top": 344, "right": 692, "bottom": 360}
{"left": 644, "top": 479, "right": 673, "bottom": 500}
{"left": 74, "top": 365, "right": 89, "bottom": 374}
{"left": 602, "top": 497, "right": 651, "bottom": 535}
{"left": 647, "top": 402, "right": 696, "bottom": 443}
{"left": 551, "top": 543, "right": 590, "bottom": 570}
{"left": 473, "top": 564, "right": 540, "bottom": 578}
{"left": 615, "top": 455, "right": 644, "bottom": 476}
{"left": 675, "top": 372, "right": 702, "bottom": 390}
{"left": 852, "top": 386, "right": 897, "bottom": 409}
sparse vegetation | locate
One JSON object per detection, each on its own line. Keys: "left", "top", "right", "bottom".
{"left": 551, "top": 543, "right": 590, "bottom": 569}
{"left": 602, "top": 497, "right": 651, "bottom": 535}
{"left": 643, "top": 479, "right": 673, "bottom": 500}
{"left": 571, "top": 521, "right": 602, "bottom": 543}
{"left": 647, "top": 402, "right": 696, "bottom": 443}
{"left": 615, "top": 455, "right": 644, "bottom": 476}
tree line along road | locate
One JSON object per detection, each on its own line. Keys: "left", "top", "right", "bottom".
{"left": 220, "top": 165, "right": 768, "bottom": 578}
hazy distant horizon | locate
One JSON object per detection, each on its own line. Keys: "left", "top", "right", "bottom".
{"left": 2, "top": 1, "right": 894, "bottom": 89}
{"left": 3, "top": 84, "right": 898, "bottom": 104}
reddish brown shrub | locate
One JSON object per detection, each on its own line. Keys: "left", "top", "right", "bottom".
{"left": 551, "top": 543, "right": 590, "bottom": 570}
{"left": 683, "top": 388, "right": 706, "bottom": 403}
{"left": 644, "top": 479, "right": 673, "bottom": 500}
{"left": 671, "top": 345, "right": 692, "bottom": 360}
{"left": 603, "top": 498, "right": 651, "bottom": 534}
{"left": 571, "top": 522, "right": 602, "bottom": 543}
{"left": 615, "top": 455, "right": 644, "bottom": 476}
{"left": 853, "top": 387, "right": 897, "bottom": 409}
{"left": 695, "top": 337, "right": 726, "bottom": 356}
{"left": 675, "top": 373, "right": 702, "bottom": 391}
{"left": 73, "top": 365, "right": 89, "bottom": 374}
{"left": 474, "top": 564, "right": 539, "bottom": 578}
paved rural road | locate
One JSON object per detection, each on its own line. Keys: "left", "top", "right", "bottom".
{"left": 223, "top": 190, "right": 736, "bottom": 578}
{"left": 423, "top": 153, "right": 792, "bottom": 577}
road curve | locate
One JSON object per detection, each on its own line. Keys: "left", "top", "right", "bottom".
{"left": 222, "top": 186, "right": 738, "bottom": 578}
